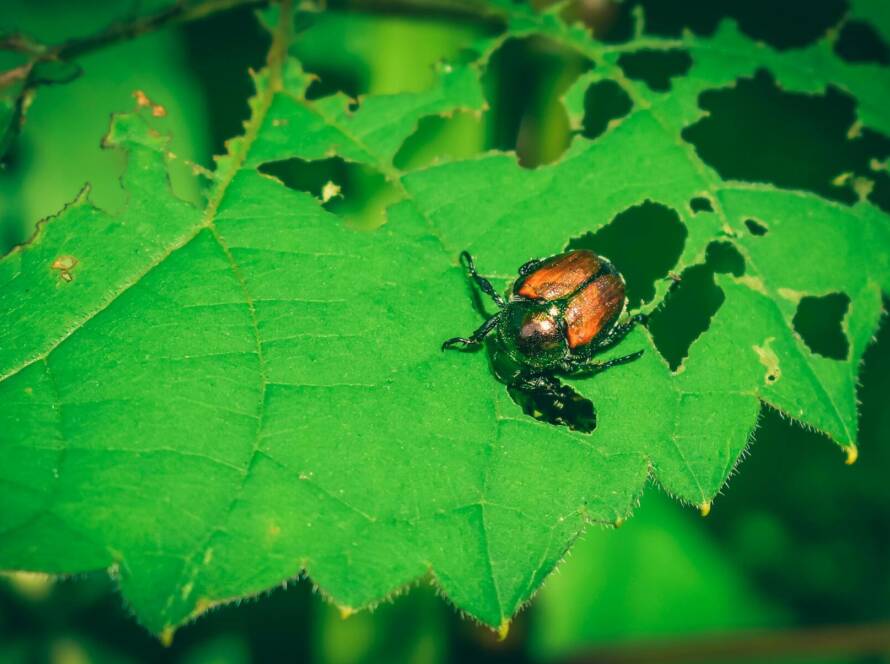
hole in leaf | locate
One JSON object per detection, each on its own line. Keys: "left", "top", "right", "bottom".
{"left": 683, "top": 70, "right": 890, "bottom": 205}
{"left": 835, "top": 20, "right": 890, "bottom": 65}
{"left": 623, "top": 0, "right": 847, "bottom": 50}
{"left": 649, "top": 264, "right": 723, "bottom": 371}
{"left": 792, "top": 293, "right": 850, "bottom": 360}
{"left": 483, "top": 36, "right": 591, "bottom": 167}
{"left": 580, "top": 79, "right": 633, "bottom": 140}
{"left": 617, "top": 50, "right": 693, "bottom": 92}
{"left": 690, "top": 196, "right": 713, "bottom": 213}
{"left": 507, "top": 382, "right": 597, "bottom": 434}
{"left": 706, "top": 241, "right": 746, "bottom": 276}
{"left": 259, "top": 157, "right": 399, "bottom": 229}
{"left": 566, "top": 201, "right": 686, "bottom": 308}
{"left": 393, "top": 111, "right": 485, "bottom": 171}
{"left": 305, "top": 68, "right": 366, "bottom": 101}
{"left": 745, "top": 218, "right": 768, "bottom": 236}
{"left": 648, "top": 241, "right": 743, "bottom": 370}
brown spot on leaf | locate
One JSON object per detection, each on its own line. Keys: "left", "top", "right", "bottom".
{"left": 51, "top": 255, "right": 78, "bottom": 282}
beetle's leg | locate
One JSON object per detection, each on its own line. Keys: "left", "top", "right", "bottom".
{"left": 442, "top": 313, "right": 501, "bottom": 351}
{"left": 517, "top": 257, "right": 544, "bottom": 277}
{"left": 592, "top": 313, "right": 648, "bottom": 353}
{"left": 562, "top": 350, "right": 644, "bottom": 376}
{"left": 460, "top": 251, "right": 506, "bottom": 309}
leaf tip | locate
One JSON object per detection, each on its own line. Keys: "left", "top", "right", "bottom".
{"left": 699, "top": 501, "right": 712, "bottom": 517}
{"left": 159, "top": 626, "right": 175, "bottom": 647}
{"left": 497, "top": 619, "right": 511, "bottom": 641}
{"left": 338, "top": 605, "right": 356, "bottom": 620}
{"left": 844, "top": 444, "right": 858, "bottom": 465}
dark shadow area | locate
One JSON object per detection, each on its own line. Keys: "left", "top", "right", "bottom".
{"left": 648, "top": 241, "right": 746, "bottom": 370}
{"left": 183, "top": 5, "right": 270, "bottom": 160}
{"left": 507, "top": 381, "right": 598, "bottom": 434}
{"left": 792, "top": 293, "right": 850, "bottom": 360}
{"left": 483, "top": 36, "right": 591, "bottom": 167}
{"left": 690, "top": 196, "right": 714, "bottom": 213}
{"left": 621, "top": 0, "right": 848, "bottom": 50}
{"left": 567, "top": 201, "right": 687, "bottom": 308}
{"left": 745, "top": 218, "right": 768, "bottom": 236}
{"left": 834, "top": 20, "right": 890, "bottom": 65}
{"left": 683, "top": 70, "right": 890, "bottom": 205}
{"left": 259, "top": 157, "right": 398, "bottom": 228}
{"left": 617, "top": 50, "right": 693, "bottom": 92}
{"left": 580, "top": 79, "right": 633, "bottom": 140}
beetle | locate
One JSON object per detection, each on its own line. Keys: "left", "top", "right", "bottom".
{"left": 442, "top": 249, "right": 646, "bottom": 408}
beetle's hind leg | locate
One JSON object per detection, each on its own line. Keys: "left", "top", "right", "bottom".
{"left": 594, "top": 313, "right": 648, "bottom": 353}
{"left": 460, "top": 251, "right": 506, "bottom": 309}
{"left": 562, "top": 350, "right": 644, "bottom": 377}
{"left": 442, "top": 312, "right": 501, "bottom": 351}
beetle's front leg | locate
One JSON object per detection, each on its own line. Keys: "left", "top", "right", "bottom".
{"left": 561, "top": 350, "right": 644, "bottom": 376}
{"left": 442, "top": 313, "right": 501, "bottom": 351}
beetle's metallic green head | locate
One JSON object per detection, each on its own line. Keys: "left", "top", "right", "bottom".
{"left": 498, "top": 300, "right": 568, "bottom": 369}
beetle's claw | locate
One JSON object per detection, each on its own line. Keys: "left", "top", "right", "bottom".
{"left": 442, "top": 337, "right": 469, "bottom": 351}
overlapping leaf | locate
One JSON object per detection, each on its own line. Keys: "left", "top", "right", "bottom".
{"left": 1, "top": 0, "right": 888, "bottom": 636}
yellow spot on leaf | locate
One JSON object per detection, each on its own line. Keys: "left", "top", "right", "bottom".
{"left": 338, "top": 605, "right": 355, "bottom": 619}
{"left": 753, "top": 338, "right": 781, "bottom": 386}
{"left": 268, "top": 522, "right": 281, "bottom": 537}
{"left": 777, "top": 288, "right": 804, "bottom": 303}
{"left": 614, "top": 516, "right": 625, "bottom": 528}
{"left": 737, "top": 275, "right": 767, "bottom": 295}
{"left": 497, "top": 619, "right": 510, "bottom": 640}
{"left": 699, "top": 501, "right": 711, "bottom": 517}
{"left": 845, "top": 445, "right": 858, "bottom": 465}
{"left": 160, "top": 627, "right": 175, "bottom": 647}
{"left": 133, "top": 89, "right": 167, "bottom": 118}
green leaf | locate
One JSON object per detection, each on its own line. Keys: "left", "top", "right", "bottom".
{"left": 1, "top": 0, "right": 888, "bottom": 637}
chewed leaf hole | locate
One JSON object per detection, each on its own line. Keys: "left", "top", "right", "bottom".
{"left": 581, "top": 79, "right": 633, "bottom": 140}
{"left": 393, "top": 112, "right": 485, "bottom": 171}
{"left": 690, "top": 196, "right": 713, "bottom": 213}
{"left": 566, "top": 201, "right": 686, "bottom": 309}
{"left": 683, "top": 70, "right": 890, "bottom": 206}
{"left": 617, "top": 49, "right": 692, "bottom": 92}
{"left": 835, "top": 21, "right": 890, "bottom": 65}
{"left": 745, "top": 218, "right": 768, "bottom": 236}
{"left": 793, "top": 293, "right": 850, "bottom": 360}
{"left": 507, "top": 382, "right": 597, "bottom": 434}
{"left": 649, "top": 241, "right": 744, "bottom": 370}
{"left": 259, "top": 157, "right": 399, "bottom": 229}
{"left": 484, "top": 36, "right": 591, "bottom": 167}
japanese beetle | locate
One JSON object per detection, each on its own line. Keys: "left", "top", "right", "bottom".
{"left": 443, "top": 250, "right": 645, "bottom": 420}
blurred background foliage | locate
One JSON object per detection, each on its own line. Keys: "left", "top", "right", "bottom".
{"left": 1, "top": 0, "right": 889, "bottom": 662}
